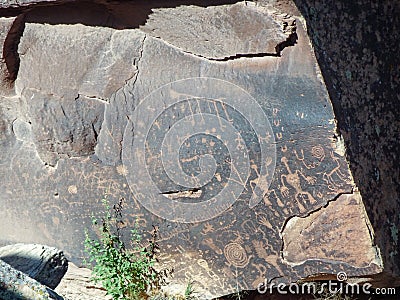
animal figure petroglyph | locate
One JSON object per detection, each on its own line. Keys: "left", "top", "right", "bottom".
{"left": 323, "top": 151, "right": 349, "bottom": 190}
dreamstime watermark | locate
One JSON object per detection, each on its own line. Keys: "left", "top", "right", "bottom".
{"left": 257, "top": 272, "right": 397, "bottom": 296}
{"left": 121, "top": 77, "right": 276, "bottom": 223}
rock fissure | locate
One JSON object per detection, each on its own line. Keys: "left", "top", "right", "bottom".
{"left": 280, "top": 189, "right": 355, "bottom": 235}
{"left": 75, "top": 93, "right": 109, "bottom": 103}
{"left": 151, "top": 28, "right": 298, "bottom": 62}
{"left": 2, "top": 14, "right": 25, "bottom": 83}
{"left": 161, "top": 188, "right": 202, "bottom": 199}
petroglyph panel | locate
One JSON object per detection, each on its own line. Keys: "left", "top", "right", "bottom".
{"left": 0, "top": 1, "right": 382, "bottom": 298}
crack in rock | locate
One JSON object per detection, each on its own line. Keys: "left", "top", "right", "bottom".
{"left": 161, "top": 188, "right": 203, "bottom": 199}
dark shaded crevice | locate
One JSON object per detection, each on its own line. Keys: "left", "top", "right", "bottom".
{"left": 91, "top": 123, "right": 98, "bottom": 141}
{"left": 183, "top": 49, "right": 281, "bottom": 61}
{"left": 130, "top": 34, "right": 146, "bottom": 88}
{"left": 164, "top": 30, "right": 298, "bottom": 61}
{"left": 116, "top": 34, "right": 146, "bottom": 163}
{"left": 202, "top": 51, "right": 281, "bottom": 60}
{"left": 161, "top": 187, "right": 201, "bottom": 194}
{"left": 3, "top": 14, "right": 25, "bottom": 83}
{"left": 161, "top": 187, "right": 202, "bottom": 199}
{"left": 175, "top": 19, "right": 297, "bottom": 60}
{"left": 275, "top": 31, "right": 298, "bottom": 56}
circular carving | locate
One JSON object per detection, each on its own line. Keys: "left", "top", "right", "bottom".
{"left": 224, "top": 242, "right": 249, "bottom": 268}
{"left": 311, "top": 144, "right": 325, "bottom": 160}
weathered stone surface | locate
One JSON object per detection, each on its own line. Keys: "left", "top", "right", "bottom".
{"left": 282, "top": 193, "right": 379, "bottom": 268}
{"left": 24, "top": 90, "right": 105, "bottom": 166}
{"left": 0, "top": 259, "right": 64, "bottom": 300}
{"left": 139, "top": 2, "right": 295, "bottom": 59}
{"left": 0, "top": 243, "right": 68, "bottom": 289}
{"left": 0, "top": 98, "right": 19, "bottom": 165}
{"left": 55, "top": 262, "right": 111, "bottom": 300}
{"left": 14, "top": 23, "right": 145, "bottom": 165}
{"left": 0, "top": 0, "right": 393, "bottom": 298}
{"left": 292, "top": 0, "right": 400, "bottom": 285}
{"left": 16, "top": 23, "right": 144, "bottom": 100}
{"left": 0, "top": 0, "right": 63, "bottom": 8}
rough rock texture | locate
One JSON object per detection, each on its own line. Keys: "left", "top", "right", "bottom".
{"left": 16, "top": 24, "right": 144, "bottom": 100}
{"left": 282, "top": 193, "right": 378, "bottom": 267}
{"left": 0, "top": 0, "right": 59, "bottom": 8}
{"left": 139, "top": 2, "right": 296, "bottom": 59}
{"left": 0, "top": 259, "right": 64, "bottom": 300}
{"left": 0, "top": 243, "right": 68, "bottom": 289}
{"left": 54, "top": 262, "right": 111, "bottom": 300}
{"left": 0, "top": 0, "right": 396, "bottom": 298}
{"left": 292, "top": 0, "right": 400, "bottom": 285}
{"left": 15, "top": 23, "right": 145, "bottom": 165}
{"left": 24, "top": 90, "right": 105, "bottom": 166}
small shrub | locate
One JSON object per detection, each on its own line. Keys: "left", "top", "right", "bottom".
{"left": 84, "top": 196, "right": 170, "bottom": 300}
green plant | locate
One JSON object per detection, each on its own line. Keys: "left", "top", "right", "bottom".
{"left": 228, "top": 290, "right": 248, "bottom": 300}
{"left": 84, "top": 196, "right": 170, "bottom": 300}
{"left": 184, "top": 280, "right": 197, "bottom": 300}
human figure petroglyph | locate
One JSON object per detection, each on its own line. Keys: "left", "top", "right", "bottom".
{"left": 280, "top": 157, "right": 317, "bottom": 212}
{"left": 201, "top": 222, "right": 215, "bottom": 234}
{"left": 249, "top": 157, "right": 273, "bottom": 200}
{"left": 252, "top": 240, "right": 284, "bottom": 275}
{"left": 294, "top": 145, "right": 325, "bottom": 169}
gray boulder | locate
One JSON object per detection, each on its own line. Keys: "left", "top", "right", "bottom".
{"left": 0, "top": 243, "right": 68, "bottom": 289}
{"left": 0, "top": 259, "right": 64, "bottom": 300}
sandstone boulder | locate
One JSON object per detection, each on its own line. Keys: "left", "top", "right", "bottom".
{"left": 54, "top": 262, "right": 112, "bottom": 300}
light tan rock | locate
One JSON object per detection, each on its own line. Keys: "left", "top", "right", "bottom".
{"left": 55, "top": 262, "right": 112, "bottom": 300}
{"left": 282, "top": 193, "right": 381, "bottom": 268}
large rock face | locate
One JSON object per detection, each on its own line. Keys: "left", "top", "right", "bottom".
{"left": 0, "top": 0, "right": 396, "bottom": 298}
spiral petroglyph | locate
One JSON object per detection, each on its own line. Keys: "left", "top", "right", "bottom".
{"left": 122, "top": 78, "right": 276, "bottom": 223}
{"left": 224, "top": 242, "right": 249, "bottom": 268}
{"left": 311, "top": 145, "right": 325, "bottom": 161}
